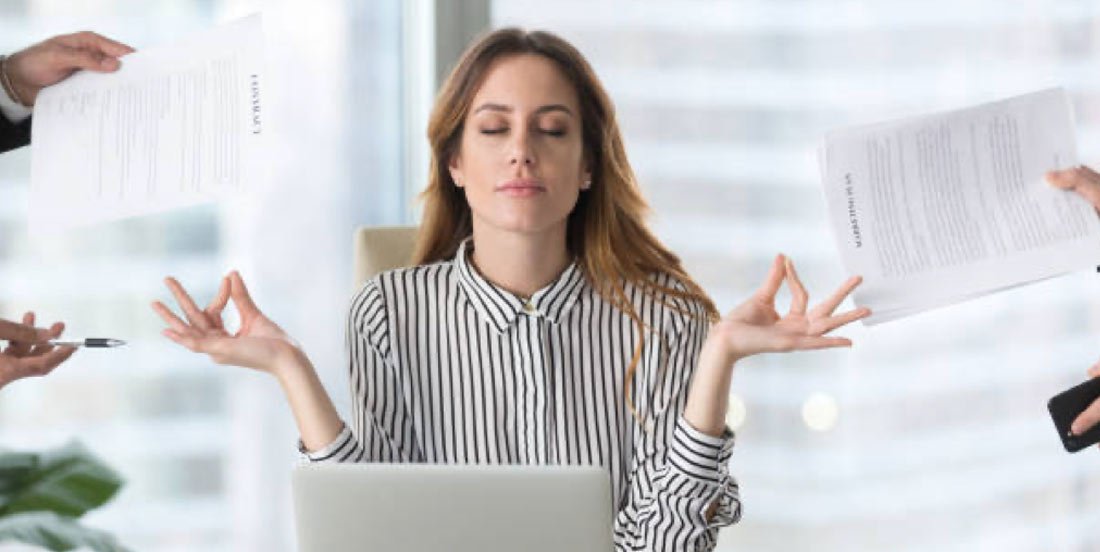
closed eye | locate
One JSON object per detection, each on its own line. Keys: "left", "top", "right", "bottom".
{"left": 480, "top": 128, "right": 507, "bottom": 135}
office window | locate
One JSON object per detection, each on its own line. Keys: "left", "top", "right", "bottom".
{"left": 493, "top": 1, "right": 1100, "bottom": 550}
{"left": 0, "top": 1, "right": 406, "bottom": 550}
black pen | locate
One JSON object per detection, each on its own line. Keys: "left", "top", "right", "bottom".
{"left": 48, "top": 338, "right": 127, "bottom": 348}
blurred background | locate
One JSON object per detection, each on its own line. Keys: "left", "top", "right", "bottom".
{"left": 2, "top": 0, "right": 1100, "bottom": 550}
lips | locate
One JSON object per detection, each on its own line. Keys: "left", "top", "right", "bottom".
{"left": 496, "top": 178, "right": 546, "bottom": 197}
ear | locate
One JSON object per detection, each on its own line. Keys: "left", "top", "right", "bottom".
{"left": 448, "top": 152, "right": 465, "bottom": 188}
{"left": 580, "top": 164, "right": 593, "bottom": 190}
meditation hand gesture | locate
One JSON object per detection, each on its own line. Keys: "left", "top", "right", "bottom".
{"left": 152, "top": 271, "right": 302, "bottom": 374}
{"left": 705, "top": 254, "right": 870, "bottom": 364}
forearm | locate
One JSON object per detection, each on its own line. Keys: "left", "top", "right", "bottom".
{"left": 682, "top": 342, "right": 735, "bottom": 437}
{"left": 273, "top": 349, "right": 345, "bottom": 452}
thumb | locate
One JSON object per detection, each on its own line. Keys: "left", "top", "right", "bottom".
{"left": 1072, "top": 398, "right": 1100, "bottom": 436}
{"left": 1049, "top": 166, "right": 1100, "bottom": 210}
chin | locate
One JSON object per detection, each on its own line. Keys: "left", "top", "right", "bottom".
{"left": 481, "top": 212, "right": 569, "bottom": 236}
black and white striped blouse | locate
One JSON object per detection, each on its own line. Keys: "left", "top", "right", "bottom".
{"left": 303, "top": 238, "right": 741, "bottom": 551}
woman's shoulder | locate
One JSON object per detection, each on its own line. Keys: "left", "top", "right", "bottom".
{"left": 346, "top": 260, "right": 457, "bottom": 342}
{"left": 351, "top": 259, "right": 459, "bottom": 311}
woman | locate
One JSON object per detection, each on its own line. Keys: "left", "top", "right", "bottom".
{"left": 153, "top": 29, "right": 869, "bottom": 550}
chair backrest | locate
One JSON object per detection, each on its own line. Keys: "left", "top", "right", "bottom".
{"left": 353, "top": 225, "right": 419, "bottom": 288}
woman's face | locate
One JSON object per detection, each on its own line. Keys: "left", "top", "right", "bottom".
{"left": 449, "top": 53, "right": 590, "bottom": 237}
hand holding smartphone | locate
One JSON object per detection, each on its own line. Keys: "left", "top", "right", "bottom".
{"left": 1048, "top": 377, "right": 1100, "bottom": 453}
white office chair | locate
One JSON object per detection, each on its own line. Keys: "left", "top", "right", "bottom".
{"left": 353, "top": 225, "right": 419, "bottom": 289}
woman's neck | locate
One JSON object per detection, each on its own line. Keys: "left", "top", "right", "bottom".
{"left": 469, "top": 223, "right": 571, "bottom": 299}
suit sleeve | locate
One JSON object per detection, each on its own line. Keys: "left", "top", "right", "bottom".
{"left": 0, "top": 114, "right": 30, "bottom": 154}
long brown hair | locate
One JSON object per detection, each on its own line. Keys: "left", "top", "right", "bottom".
{"left": 413, "top": 28, "right": 720, "bottom": 422}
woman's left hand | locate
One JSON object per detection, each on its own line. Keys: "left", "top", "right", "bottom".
{"left": 684, "top": 254, "right": 871, "bottom": 437}
{"left": 704, "top": 254, "right": 871, "bottom": 366}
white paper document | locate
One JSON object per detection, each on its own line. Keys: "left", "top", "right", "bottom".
{"left": 819, "top": 88, "right": 1100, "bottom": 324}
{"left": 29, "top": 15, "right": 265, "bottom": 232}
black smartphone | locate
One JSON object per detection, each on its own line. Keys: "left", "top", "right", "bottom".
{"left": 1048, "top": 377, "right": 1100, "bottom": 453}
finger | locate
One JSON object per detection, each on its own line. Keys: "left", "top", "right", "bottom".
{"left": 792, "top": 335, "right": 853, "bottom": 351}
{"left": 4, "top": 312, "right": 37, "bottom": 356}
{"left": 52, "top": 45, "right": 117, "bottom": 73}
{"left": 809, "top": 276, "right": 863, "bottom": 319}
{"left": 229, "top": 271, "right": 261, "bottom": 316}
{"left": 26, "top": 322, "right": 66, "bottom": 356}
{"left": 151, "top": 300, "right": 191, "bottom": 333}
{"left": 785, "top": 257, "right": 809, "bottom": 315}
{"left": 1088, "top": 360, "right": 1100, "bottom": 379}
{"left": 1071, "top": 397, "right": 1100, "bottom": 435}
{"left": 1048, "top": 165, "right": 1100, "bottom": 209}
{"left": 17, "top": 346, "right": 76, "bottom": 377}
{"left": 163, "top": 329, "right": 231, "bottom": 359}
{"left": 810, "top": 307, "right": 872, "bottom": 335}
{"left": 0, "top": 318, "right": 39, "bottom": 343}
{"left": 21, "top": 318, "right": 62, "bottom": 358}
{"left": 1046, "top": 169, "right": 1074, "bottom": 189}
{"left": 205, "top": 276, "right": 231, "bottom": 328}
{"left": 1078, "top": 164, "right": 1100, "bottom": 183}
{"left": 54, "top": 31, "right": 135, "bottom": 58}
{"left": 164, "top": 277, "right": 214, "bottom": 330}
{"left": 753, "top": 254, "right": 787, "bottom": 303}
{"left": 163, "top": 329, "right": 203, "bottom": 353}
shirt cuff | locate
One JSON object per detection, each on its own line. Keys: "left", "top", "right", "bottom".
{"left": 667, "top": 415, "right": 735, "bottom": 484}
{"left": 669, "top": 416, "right": 742, "bottom": 529}
{"left": 297, "top": 424, "right": 354, "bottom": 462}
{"left": 0, "top": 71, "right": 31, "bottom": 123}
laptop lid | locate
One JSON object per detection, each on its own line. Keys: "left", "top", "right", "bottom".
{"left": 292, "top": 463, "right": 613, "bottom": 552}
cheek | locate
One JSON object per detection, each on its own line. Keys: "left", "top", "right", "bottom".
{"left": 540, "top": 141, "right": 586, "bottom": 181}
{"left": 457, "top": 137, "right": 504, "bottom": 181}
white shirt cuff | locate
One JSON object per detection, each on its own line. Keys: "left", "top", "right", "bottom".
{"left": 298, "top": 425, "right": 355, "bottom": 462}
{"left": 0, "top": 65, "right": 31, "bottom": 123}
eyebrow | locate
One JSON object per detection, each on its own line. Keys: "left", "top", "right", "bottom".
{"left": 473, "top": 103, "right": 574, "bottom": 117}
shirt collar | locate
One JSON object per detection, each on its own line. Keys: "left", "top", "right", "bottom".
{"left": 454, "top": 238, "right": 587, "bottom": 334}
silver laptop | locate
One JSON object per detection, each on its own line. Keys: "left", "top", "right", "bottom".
{"left": 292, "top": 463, "right": 613, "bottom": 552}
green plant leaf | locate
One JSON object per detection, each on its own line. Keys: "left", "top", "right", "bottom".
{"left": 0, "top": 511, "right": 131, "bottom": 552}
{"left": 0, "top": 442, "right": 123, "bottom": 518}
{"left": 0, "top": 452, "right": 37, "bottom": 508}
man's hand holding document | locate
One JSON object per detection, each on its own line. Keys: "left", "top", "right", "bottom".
{"left": 29, "top": 15, "right": 264, "bottom": 233}
{"left": 819, "top": 88, "right": 1100, "bottom": 324}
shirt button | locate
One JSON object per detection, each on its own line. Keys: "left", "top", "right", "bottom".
{"left": 523, "top": 301, "right": 536, "bottom": 314}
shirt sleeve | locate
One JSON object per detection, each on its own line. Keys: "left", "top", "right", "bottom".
{"left": 0, "top": 80, "right": 30, "bottom": 154}
{"left": 613, "top": 297, "right": 742, "bottom": 551}
{"left": 298, "top": 277, "right": 422, "bottom": 463}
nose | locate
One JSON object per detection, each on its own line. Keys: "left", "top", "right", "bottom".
{"left": 508, "top": 130, "right": 536, "bottom": 168}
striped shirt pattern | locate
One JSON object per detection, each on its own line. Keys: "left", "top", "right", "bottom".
{"left": 304, "top": 239, "right": 742, "bottom": 550}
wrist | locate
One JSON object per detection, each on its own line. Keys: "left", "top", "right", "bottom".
{"left": 271, "top": 345, "right": 312, "bottom": 383}
{"left": 0, "top": 54, "right": 31, "bottom": 107}
{"left": 701, "top": 331, "right": 742, "bottom": 371}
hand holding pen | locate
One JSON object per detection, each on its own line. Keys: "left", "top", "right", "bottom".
{"left": 0, "top": 311, "right": 75, "bottom": 390}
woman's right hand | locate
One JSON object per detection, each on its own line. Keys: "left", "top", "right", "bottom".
{"left": 152, "top": 271, "right": 303, "bottom": 375}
